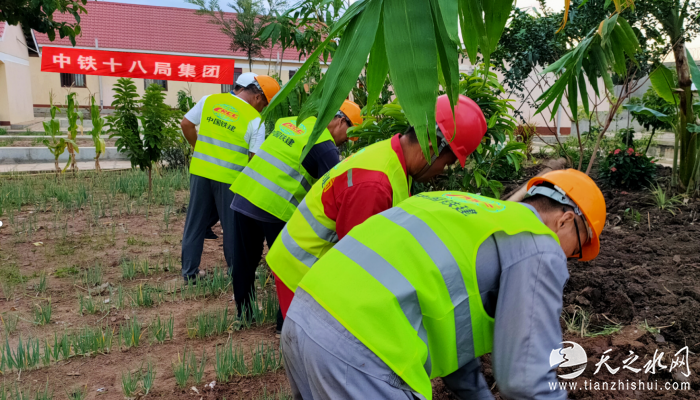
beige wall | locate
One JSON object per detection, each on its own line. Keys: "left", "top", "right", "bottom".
{"left": 30, "top": 56, "right": 304, "bottom": 108}
{"left": 0, "top": 23, "right": 34, "bottom": 124}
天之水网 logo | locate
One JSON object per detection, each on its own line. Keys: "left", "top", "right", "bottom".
{"left": 550, "top": 341, "right": 588, "bottom": 379}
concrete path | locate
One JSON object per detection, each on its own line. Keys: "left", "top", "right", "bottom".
{"left": 0, "top": 160, "right": 131, "bottom": 173}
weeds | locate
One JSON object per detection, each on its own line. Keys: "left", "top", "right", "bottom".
{"left": 120, "top": 259, "right": 136, "bottom": 280}
{"left": 119, "top": 316, "right": 142, "bottom": 348}
{"left": 79, "top": 295, "right": 103, "bottom": 315}
{"left": 33, "top": 301, "right": 52, "bottom": 325}
{"left": 66, "top": 385, "right": 87, "bottom": 400}
{"left": 81, "top": 263, "right": 103, "bottom": 287}
{"left": 255, "top": 386, "right": 293, "bottom": 400}
{"left": 250, "top": 340, "right": 283, "bottom": 375}
{"left": 623, "top": 207, "right": 642, "bottom": 227}
{"left": 562, "top": 306, "right": 622, "bottom": 338}
{"left": 1, "top": 313, "right": 18, "bottom": 335}
{"left": 215, "top": 342, "right": 247, "bottom": 382}
{"left": 71, "top": 325, "right": 113, "bottom": 356}
{"left": 37, "top": 271, "right": 48, "bottom": 293}
{"left": 649, "top": 184, "right": 683, "bottom": 215}
{"left": 121, "top": 368, "right": 140, "bottom": 397}
{"left": 54, "top": 265, "right": 79, "bottom": 278}
{"left": 187, "top": 307, "right": 234, "bottom": 339}
{"left": 142, "top": 362, "right": 155, "bottom": 394}
{"left": 150, "top": 314, "right": 174, "bottom": 344}
{"left": 172, "top": 350, "right": 191, "bottom": 388}
{"left": 0, "top": 382, "right": 53, "bottom": 400}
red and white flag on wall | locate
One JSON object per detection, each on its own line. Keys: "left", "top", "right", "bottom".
{"left": 41, "top": 47, "right": 236, "bottom": 84}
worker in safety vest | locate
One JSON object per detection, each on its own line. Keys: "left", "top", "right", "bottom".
{"left": 228, "top": 100, "right": 362, "bottom": 328}
{"left": 267, "top": 94, "right": 488, "bottom": 318}
{"left": 281, "top": 169, "right": 606, "bottom": 400}
{"left": 180, "top": 72, "right": 280, "bottom": 282}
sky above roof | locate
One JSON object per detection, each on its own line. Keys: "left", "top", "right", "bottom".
{"left": 104, "top": 0, "right": 700, "bottom": 48}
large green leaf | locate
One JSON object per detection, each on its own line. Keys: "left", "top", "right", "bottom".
{"left": 384, "top": 0, "right": 438, "bottom": 160}
{"left": 431, "top": 0, "right": 459, "bottom": 107}
{"left": 623, "top": 104, "right": 671, "bottom": 122}
{"left": 458, "top": 0, "right": 479, "bottom": 65}
{"left": 462, "top": 0, "right": 488, "bottom": 66}
{"left": 483, "top": 0, "right": 515, "bottom": 54}
{"left": 578, "top": 70, "right": 589, "bottom": 116}
{"left": 365, "top": 14, "right": 389, "bottom": 112}
{"left": 650, "top": 65, "right": 678, "bottom": 105}
{"left": 568, "top": 72, "right": 578, "bottom": 122}
{"left": 686, "top": 48, "right": 700, "bottom": 96}
{"left": 302, "top": 0, "right": 383, "bottom": 160}
{"left": 261, "top": 0, "right": 368, "bottom": 119}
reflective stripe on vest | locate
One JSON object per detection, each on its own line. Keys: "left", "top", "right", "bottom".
{"left": 189, "top": 93, "right": 259, "bottom": 184}
{"left": 298, "top": 191, "right": 560, "bottom": 399}
{"left": 334, "top": 236, "right": 432, "bottom": 376}
{"left": 197, "top": 133, "right": 249, "bottom": 155}
{"left": 229, "top": 116, "right": 335, "bottom": 221}
{"left": 192, "top": 151, "right": 245, "bottom": 172}
{"left": 381, "top": 206, "right": 474, "bottom": 367}
{"left": 266, "top": 138, "right": 410, "bottom": 293}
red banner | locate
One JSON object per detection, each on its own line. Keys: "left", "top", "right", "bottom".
{"left": 40, "top": 47, "right": 236, "bottom": 84}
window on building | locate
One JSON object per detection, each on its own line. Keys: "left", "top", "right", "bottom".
{"left": 60, "top": 73, "right": 86, "bottom": 88}
{"left": 289, "top": 69, "right": 297, "bottom": 80}
{"left": 144, "top": 79, "right": 168, "bottom": 91}
{"left": 222, "top": 68, "right": 244, "bottom": 93}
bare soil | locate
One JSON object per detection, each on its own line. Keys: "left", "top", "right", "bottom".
{"left": 2, "top": 165, "right": 699, "bottom": 399}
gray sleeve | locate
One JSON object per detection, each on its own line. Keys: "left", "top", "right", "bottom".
{"left": 442, "top": 358, "right": 494, "bottom": 400}
{"left": 492, "top": 235, "right": 569, "bottom": 400}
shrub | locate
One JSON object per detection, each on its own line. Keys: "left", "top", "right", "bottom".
{"left": 599, "top": 147, "right": 656, "bottom": 190}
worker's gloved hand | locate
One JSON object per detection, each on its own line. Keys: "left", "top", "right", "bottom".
{"left": 205, "top": 226, "right": 218, "bottom": 240}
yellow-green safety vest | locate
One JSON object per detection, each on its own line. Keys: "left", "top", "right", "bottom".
{"left": 189, "top": 94, "right": 260, "bottom": 184}
{"left": 299, "top": 191, "right": 560, "bottom": 399}
{"left": 230, "top": 116, "right": 335, "bottom": 222}
{"left": 266, "top": 138, "right": 410, "bottom": 292}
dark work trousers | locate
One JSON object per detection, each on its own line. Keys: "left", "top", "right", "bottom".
{"left": 231, "top": 209, "right": 286, "bottom": 329}
{"left": 181, "top": 174, "right": 235, "bottom": 282}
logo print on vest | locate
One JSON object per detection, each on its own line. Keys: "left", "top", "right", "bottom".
{"left": 442, "top": 193, "right": 506, "bottom": 212}
{"left": 280, "top": 122, "right": 306, "bottom": 136}
{"left": 213, "top": 104, "right": 239, "bottom": 123}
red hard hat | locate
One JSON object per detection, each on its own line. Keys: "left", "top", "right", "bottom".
{"left": 436, "top": 94, "right": 487, "bottom": 167}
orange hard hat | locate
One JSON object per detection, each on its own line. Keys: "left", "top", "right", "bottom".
{"left": 527, "top": 169, "right": 606, "bottom": 262}
{"left": 254, "top": 75, "right": 280, "bottom": 103}
{"left": 436, "top": 94, "right": 487, "bottom": 167}
{"left": 340, "top": 100, "right": 362, "bottom": 126}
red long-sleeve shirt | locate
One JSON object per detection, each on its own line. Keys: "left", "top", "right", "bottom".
{"left": 320, "top": 134, "right": 408, "bottom": 239}
{"left": 275, "top": 134, "right": 408, "bottom": 317}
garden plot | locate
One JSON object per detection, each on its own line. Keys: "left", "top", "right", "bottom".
{"left": 2, "top": 166, "right": 699, "bottom": 399}
{"left": 0, "top": 169, "right": 289, "bottom": 399}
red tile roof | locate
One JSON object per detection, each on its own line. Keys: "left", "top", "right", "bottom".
{"left": 33, "top": 1, "right": 305, "bottom": 62}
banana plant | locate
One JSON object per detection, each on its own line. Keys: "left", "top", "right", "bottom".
{"left": 64, "top": 92, "right": 82, "bottom": 173}
{"left": 42, "top": 96, "right": 77, "bottom": 174}
{"left": 346, "top": 99, "right": 408, "bottom": 145}
{"left": 88, "top": 95, "right": 106, "bottom": 172}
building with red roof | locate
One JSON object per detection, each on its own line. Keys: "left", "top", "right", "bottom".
{"left": 0, "top": 1, "right": 311, "bottom": 125}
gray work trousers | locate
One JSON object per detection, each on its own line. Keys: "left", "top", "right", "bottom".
{"left": 181, "top": 174, "right": 235, "bottom": 281}
{"left": 281, "top": 289, "right": 424, "bottom": 400}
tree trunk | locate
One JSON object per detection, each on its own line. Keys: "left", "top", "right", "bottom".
{"left": 248, "top": 53, "right": 253, "bottom": 72}
{"left": 673, "top": 40, "right": 696, "bottom": 189}
{"left": 644, "top": 126, "right": 656, "bottom": 155}
{"left": 148, "top": 167, "right": 153, "bottom": 194}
